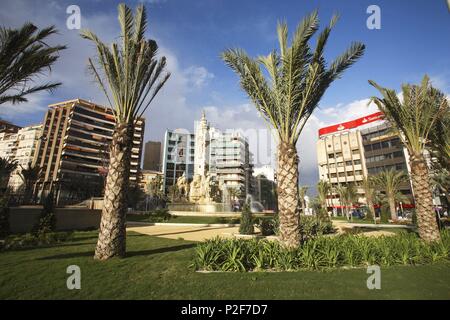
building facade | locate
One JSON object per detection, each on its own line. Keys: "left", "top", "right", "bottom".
{"left": 317, "top": 112, "right": 412, "bottom": 210}
{"left": 33, "top": 99, "right": 144, "bottom": 203}
{"left": 161, "top": 112, "right": 254, "bottom": 199}
{"left": 161, "top": 129, "right": 195, "bottom": 192}
{"left": 209, "top": 128, "right": 253, "bottom": 196}
{"left": 0, "top": 124, "right": 42, "bottom": 190}
{"left": 143, "top": 141, "right": 162, "bottom": 171}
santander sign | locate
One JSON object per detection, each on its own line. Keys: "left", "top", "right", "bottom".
{"left": 318, "top": 112, "right": 384, "bottom": 137}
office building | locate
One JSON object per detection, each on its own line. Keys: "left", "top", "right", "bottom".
{"left": 143, "top": 141, "right": 162, "bottom": 171}
{"left": 33, "top": 99, "right": 145, "bottom": 203}
{"left": 317, "top": 112, "right": 412, "bottom": 210}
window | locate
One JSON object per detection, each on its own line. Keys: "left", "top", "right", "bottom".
{"left": 337, "top": 162, "right": 344, "bottom": 167}
{"left": 354, "top": 159, "right": 361, "bottom": 165}
{"left": 336, "top": 152, "right": 343, "bottom": 157}
{"left": 345, "top": 161, "right": 352, "bottom": 166}
{"left": 328, "top": 154, "right": 335, "bottom": 159}
{"left": 338, "top": 172, "right": 345, "bottom": 178}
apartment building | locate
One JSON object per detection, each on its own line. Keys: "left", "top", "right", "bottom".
{"left": 0, "top": 120, "right": 21, "bottom": 134}
{"left": 317, "top": 112, "right": 412, "bottom": 210}
{"left": 33, "top": 99, "right": 144, "bottom": 203}
{"left": 0, "top": 124, "right": 42, "bottom": 190}
{"left": 161, "top": 129, "right": 195, "bottom": 192}
{"left": 209, "top": 128, "right": 253, "bottom": 196}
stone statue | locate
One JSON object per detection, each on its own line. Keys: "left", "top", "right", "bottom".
{"left": 176, "top": 173, "right": 189, "bottom": 200}
{"left": 189, "top": 174, "right": 203, "bottom": 203}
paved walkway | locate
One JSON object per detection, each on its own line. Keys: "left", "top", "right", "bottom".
{"left": 127, "top": 219, "right": 407, "bottom": 241}
{"left": 127, "top": 222, "right": 240, "bottom": 241}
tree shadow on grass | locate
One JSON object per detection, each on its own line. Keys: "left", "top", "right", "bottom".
{"left": 37, "top": 243, "right": 196, "bottom": 260}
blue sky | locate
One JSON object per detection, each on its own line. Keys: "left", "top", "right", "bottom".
{"left": 0, "top": 0, "right": 449, "bottom": 191}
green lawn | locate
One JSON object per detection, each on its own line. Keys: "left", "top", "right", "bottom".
{"left": 0, "top": 231, "right": 449, "bottom": 299}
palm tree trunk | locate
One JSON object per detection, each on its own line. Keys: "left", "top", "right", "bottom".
{"left": 410, "top": 155, "right": 440, "bottom": 242}
{"left": 388, "top": 196, "right": 397, "bottom": 221}
{"left": 94, "top": 122, "right": 133, "bottom": 260}
{"left": 277, "top": 141, "right": 300, "bottom": 248}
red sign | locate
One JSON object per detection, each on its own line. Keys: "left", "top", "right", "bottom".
{"left": 318, "top": 112, "right": 384, "bottom": 137}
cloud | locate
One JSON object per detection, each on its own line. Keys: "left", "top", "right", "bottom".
{"left": 184, "top": 66, "right": 215, "bottom": 89}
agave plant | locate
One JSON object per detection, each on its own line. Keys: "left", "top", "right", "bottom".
{"left": 222, "top": 11, "right": 365, "bottom": 248}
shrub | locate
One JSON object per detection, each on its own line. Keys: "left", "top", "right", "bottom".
{"left": 239, "top": 200, "right": 254, "bottom": 235}
{"left": 0, "top": 231, "right": 73, "bottom": 251}
{"left": 299, "top": 216, "right": 335, "bottom": 242}
{"left": 192, "top": 230, "right": 450, "bottom": 272}
{"left": 0, "top": 195, "right": 10, "bottom": 238}
{"left": 33, "top": 191, "right": 56, "bottom": 235}
{"left": 257, "top": 217, "right": 277, "bottom": 236}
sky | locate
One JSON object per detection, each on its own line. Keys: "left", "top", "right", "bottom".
{"left": 0, "top": 0, "right": 449, "bottom": 195}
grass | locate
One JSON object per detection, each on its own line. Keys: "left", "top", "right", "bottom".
{"left": 0, "top": 231, "right": 449, "bottom": 299}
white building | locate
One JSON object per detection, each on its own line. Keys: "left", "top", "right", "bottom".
{"left": 161, "top": 128, "right": 195, "bottom": 192}
{"left": 0, "top": 124, "right": 42, "bottom": 190}
{"left": 209, "top": 128, "right": 253, "bottom": 196}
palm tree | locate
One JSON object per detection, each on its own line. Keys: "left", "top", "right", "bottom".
{"left": 81, "top": 3, "right": 170, "bottom": 259}
{"left": 0, "top": 157, "right": 17, "bottom": 193}
{"left": 369, "top": 75, "right": 447, "bottom": 242}
{"left": 361, "top": 177, "right": 376, "bottom": 224}
{"left": 372, "top": 169, "right": 409, "bottom": 221}
{"left": 335, "top": 185, "right": 347, "bottom": 218}
{"left": 0, "top": 23, "right": 66, "bottom": 105}
{"left": 222, "top": 11, "right": 365, "bottom": 247}
{"left": 317, "top": 180, "right": 331, "bottom": 219}
{"left": 298, "top": 185, "right": 308, "bottom": 215}
{"left": 336, "top": 184, "right": 358, "bottom": 221}
{"left": 18, "top": 162, "right": 40, "bottom": 204}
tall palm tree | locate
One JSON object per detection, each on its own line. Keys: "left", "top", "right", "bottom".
{"left": 81, "top": 3, "right": 170, "bottom": 259}
{"left": 369, "top": 75, "right": 448, "bottom": 242}
{"left": 222, "top": 12, "right": 365, "bottom": 247}
{"left": 317, "top": 180, "right": 331, "bottom": 219}
{"left": 361, "top": 177, "right": 376, "bottom": 223}
{"left": 372, "top": 169, "right": 409, "bottom": 221}
{"left": 0, "top": 23, "right": 66, "bottom": 105}
{"left": 298, "top": 185, "right": 308, "bottom": 215}
{"left": 18, "top": 162, "right": 40, "bottom": 204}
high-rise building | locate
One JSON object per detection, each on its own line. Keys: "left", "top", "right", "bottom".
{"left": 33, "top": 99, "right": 145, "bottom": 203}
{"left": 316, "top": 112, "right": 412, "bottom": 211}
{"left": 209, "top": 128, "right": 253, "bottom": 196}
{"left": 161, "top": 129, "right": 195, "bottom": 192}
{"left": 0, "top": 124, "right": 42, "bottom": 190}
{"left": 143, "top": 141, "right": 162, "bottom": 171}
